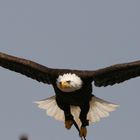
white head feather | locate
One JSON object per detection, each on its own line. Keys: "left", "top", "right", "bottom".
{"left": 56, "top": 73, "right": 83, "bottom": 92}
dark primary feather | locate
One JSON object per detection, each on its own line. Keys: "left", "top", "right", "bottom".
{"left": 0, "top": 52, "right": 53, "bottom": 84}
{"left": 92, "top": 61, "right": 140, "bottom": 87}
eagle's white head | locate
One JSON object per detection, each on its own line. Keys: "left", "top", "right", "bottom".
{"left": 56, "top": 73, "right": 83, "bottom": 92}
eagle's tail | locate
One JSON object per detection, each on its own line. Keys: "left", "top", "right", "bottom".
{"left": 87, "top": 96, "right": 119, "bottom": 124}
{"left": 35, "top": 96, "right": 119, "bottom": 127}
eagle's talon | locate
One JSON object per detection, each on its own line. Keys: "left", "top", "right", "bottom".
{"left": 79, "top": 126, "right": 87, "bottom": 138}
{"left": 65, "top": 120, "right": 73, "bottom": 129}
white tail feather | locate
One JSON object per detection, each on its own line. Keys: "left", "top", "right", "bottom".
{"left": 35, "top": 96, "right": 119, "bottom": 127}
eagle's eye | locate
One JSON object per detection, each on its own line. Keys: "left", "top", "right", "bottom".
{"left": 66, "top": 80, "right": 71, "bottom": 83}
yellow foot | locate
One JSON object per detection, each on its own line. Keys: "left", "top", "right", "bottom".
{"left": 79, "top": 126, "right": 87, "bottom": 138}
{"left": 65, "top": 120, "right": 73, "bottom": 129}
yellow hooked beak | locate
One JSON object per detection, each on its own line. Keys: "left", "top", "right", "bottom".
{"left": 59, "top": 81, "right": 71, "bottom": 89}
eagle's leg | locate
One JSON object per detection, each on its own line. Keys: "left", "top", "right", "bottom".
{"left": 64, "top": 111, "right": 74, "bottom": 129}
{"left": 79, "top": 103, "right": 90, "bottom": 138}
{"left": 56, "top": 99, "right": 74, "bottom": 129}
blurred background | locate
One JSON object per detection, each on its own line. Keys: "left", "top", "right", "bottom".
{"left": 0, "top": 0, "right": 140, "bottom": 140}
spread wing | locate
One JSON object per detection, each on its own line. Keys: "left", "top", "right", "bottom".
{"left": 0, "top": 52, "right": 91, "bottom": 84}
{"left": 1, "top": 52, "right": 140, "bottom": 87}
{"left": 89, "top": 61, "right": 140, "bottom": 87}
{"left": 0, "top": 52, "right": 58, "bottom": 84}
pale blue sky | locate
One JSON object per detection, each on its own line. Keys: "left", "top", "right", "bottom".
{"left": 0, "top": 0, "right": 140, "bottom": 140}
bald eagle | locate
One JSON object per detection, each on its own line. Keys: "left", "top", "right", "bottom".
{"left": 0, "top": 52, "right": 140, "bottom": 139}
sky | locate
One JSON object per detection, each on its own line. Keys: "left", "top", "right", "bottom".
{"left": 0, "top": 0, "right": 140, "bottom": 140}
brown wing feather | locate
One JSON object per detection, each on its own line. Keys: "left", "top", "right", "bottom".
{"left": 91, "top": 61, "right": 140, "bottom": 87}
{"left": 0, "top": 52, "right": 55, "bottom": 84}
{"left": 0, "top": 52, "right": 92, "bottom": 84}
